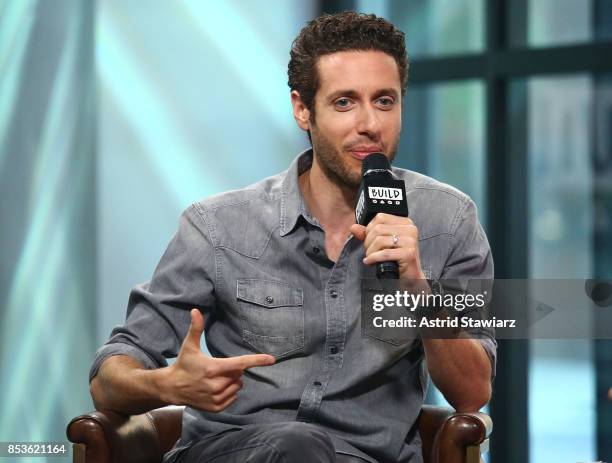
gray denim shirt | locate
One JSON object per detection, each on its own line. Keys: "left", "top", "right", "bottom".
{"left": 90, "top": 150, "right": 495, "bottom": 463}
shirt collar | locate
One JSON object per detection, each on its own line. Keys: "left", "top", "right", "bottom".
{"left": 280, "top": 148, "right": 314, "bottom": 237}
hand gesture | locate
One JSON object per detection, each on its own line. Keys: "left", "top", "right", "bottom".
{"left": 162, "top": 309, "right": 275, "bottom": 412}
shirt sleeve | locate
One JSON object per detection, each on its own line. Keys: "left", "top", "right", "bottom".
{"left": 89, "top": 204, "right": 217, "bottom": 383}
{"left": 440, "top": 197, "right": 497, "bottom": 379}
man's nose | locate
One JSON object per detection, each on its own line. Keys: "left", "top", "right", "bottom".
{"left": 356, "top": 105, "right": 381, "bottom": 138}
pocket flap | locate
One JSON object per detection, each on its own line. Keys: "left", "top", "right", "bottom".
{"left": 236, "top": 279, "right": 303, "bottom": 308}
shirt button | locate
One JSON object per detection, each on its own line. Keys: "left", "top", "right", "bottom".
{"left": 313, "top": 381, "right": 322, "bottom": 387}
{"left": 330, "top": 346, "right": 338, "bottom": 354}
{"left": 312, "top": 246, "right": 320, "bottom": 254}
{"left": 265, "top": 296, "right": 274, "bottom": 304}
{"left": 330, "top": 290, "right": 338, "bottom": 298}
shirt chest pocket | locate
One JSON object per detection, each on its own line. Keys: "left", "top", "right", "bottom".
{"left": 236, "top": 279, "right": 304, "bottom": 360}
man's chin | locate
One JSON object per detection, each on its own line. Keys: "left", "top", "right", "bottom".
{"left": 312, "top": 144, "right": 365, "bottom": 189}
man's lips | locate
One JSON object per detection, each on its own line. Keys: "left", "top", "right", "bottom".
{"left": 347, "top": 147, "right": 383, "bottom": 160}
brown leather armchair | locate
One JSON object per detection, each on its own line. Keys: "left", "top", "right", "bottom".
{"left": 66, "top": 405, "right": 491, "bottom": 463}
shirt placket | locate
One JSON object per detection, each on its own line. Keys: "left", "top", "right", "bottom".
{"left": 296, "top": 227, "right": 351, "bottom": 423}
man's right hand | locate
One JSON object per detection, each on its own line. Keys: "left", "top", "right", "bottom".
{"left": 159, "top": 308, "right": 276, "bottom": 413}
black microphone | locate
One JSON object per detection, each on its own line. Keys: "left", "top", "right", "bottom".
{"left": 355, "top": 153, "right": 409, "bottom": 279}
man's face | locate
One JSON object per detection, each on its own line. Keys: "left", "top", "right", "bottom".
{"left": 307, "top": 50, "right": 402, "bottom": 189}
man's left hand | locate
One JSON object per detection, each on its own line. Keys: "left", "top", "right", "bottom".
{"left": 350, "top": 213, "right": 426, "bottom": 282}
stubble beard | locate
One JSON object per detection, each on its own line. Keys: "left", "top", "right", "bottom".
{"left": 311, "top": 127, "right": 399, "bottom": 191}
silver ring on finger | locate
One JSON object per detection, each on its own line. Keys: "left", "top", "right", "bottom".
{"left": 392, "top": 234, "right": 399, "bottom": 248}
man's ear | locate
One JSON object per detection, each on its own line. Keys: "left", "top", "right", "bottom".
{"left": 291, "top": 90, "right": 311, "bottom": 132}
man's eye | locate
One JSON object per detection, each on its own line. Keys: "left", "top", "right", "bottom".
{"left": 335, "top": 98, "right": 352, "bottom": 109}
{"left": 377, "top": 97, "right": 395, "bottom": 107}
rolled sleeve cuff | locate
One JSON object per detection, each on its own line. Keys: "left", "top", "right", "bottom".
{"left": 477, "top": 337, "right": 497, "bottom": 380}
{"left": 89, "top": 342, "right": 161, "bottom": 383}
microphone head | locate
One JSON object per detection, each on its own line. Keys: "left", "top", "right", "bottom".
{"left": 361, "top": 152, "right": 391, "bottom": 176}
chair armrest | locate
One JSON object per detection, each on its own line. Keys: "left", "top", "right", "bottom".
{"left": 66, "top": 406, "right": 184, "bottom": 463}
{"left": 419, "top": 405, "right": 492, "bottom": 463}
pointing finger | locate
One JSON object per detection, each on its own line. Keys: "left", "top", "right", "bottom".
{"left": 215, "top": 353, "right": 276, "bottom": 372}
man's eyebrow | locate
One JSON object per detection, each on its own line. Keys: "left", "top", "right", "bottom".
{"left": 327, "top": 89, "right": 360, "bottom": 101}
{"left": 326, "top": 88, "right": 400, "bottom": 101}
{"left": 373, "top": 88, "right": 399, "bottom": 99}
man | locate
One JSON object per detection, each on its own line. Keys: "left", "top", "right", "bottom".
{"left": 89, "top": 12, "right": 495, "bottom": 463}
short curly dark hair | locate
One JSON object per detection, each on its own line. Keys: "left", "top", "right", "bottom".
{"left": 288, "top": 12, "right": 408, "bottom": 116}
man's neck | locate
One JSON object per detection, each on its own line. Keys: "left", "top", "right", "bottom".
{"left": 298, "top": 156, "right": 358, "bottom": 236}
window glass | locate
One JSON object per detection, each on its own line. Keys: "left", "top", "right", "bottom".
{"left": 510, "top": 74, "right": 599, "bottom": 462}
{"left": 357, "top": 0, "right": 484, "bottom": 58}
{"left": 401, "top": 80, "right": 486, "bottom": 222}
{"left": 510, "top": 0, "right": 612, "bottom": 47}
